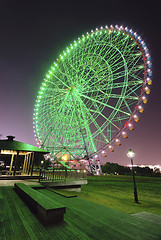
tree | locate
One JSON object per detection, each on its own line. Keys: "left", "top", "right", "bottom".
{"left": 33, "top": 152, "right": 46, "bottom": 168}
{"left": 134, "top": 166, "right": 153, "bottom": 177}
{"left": 102, "top": 162, "right": 131, "bottom": 175}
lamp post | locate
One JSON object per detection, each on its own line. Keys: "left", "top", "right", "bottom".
{"left": 127, "top": 149, "right": 139, "bottom": 203}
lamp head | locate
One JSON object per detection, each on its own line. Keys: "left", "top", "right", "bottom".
{"left": 127, "top": 149, "right": 135, "bottom": 158}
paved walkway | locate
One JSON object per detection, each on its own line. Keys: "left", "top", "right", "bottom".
{"left": 131, "top": 212, "right": 161, "bottom": 225}
{"left": 0, "top": 179, "right": 40, "bottom": 186}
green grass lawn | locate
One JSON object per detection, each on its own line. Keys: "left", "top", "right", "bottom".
{"left": 74, "top": 175, "right": 161, "bottom": 215}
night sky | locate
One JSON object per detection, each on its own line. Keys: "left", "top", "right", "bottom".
{"left": 0, "top": 0, "right": 161, "bottom": 166}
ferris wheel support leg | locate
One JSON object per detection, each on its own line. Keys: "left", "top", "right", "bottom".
{"left": 97, "top": 160, "right": 103, "bottom": 175}
{"left": 72, "top": 95, "right": 94, "bottom": 175}
{"left": 86, "top": 156, "right": 94, "bottom": 175}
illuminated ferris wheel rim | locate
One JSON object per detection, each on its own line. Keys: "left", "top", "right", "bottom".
{"left": 33, "top": 24, "right": 152, "bottom": 158}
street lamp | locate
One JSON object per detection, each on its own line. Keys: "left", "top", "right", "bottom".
{"left": 127, "top": 149, "right": 139, "bottom": 203}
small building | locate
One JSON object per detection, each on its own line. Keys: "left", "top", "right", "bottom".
{"left": 0, "top": 135, "right": 49, "bottom": 175}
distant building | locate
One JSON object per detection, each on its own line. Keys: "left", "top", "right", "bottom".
{"left": 127, "top": 164, "right": 161, "bottom": 172}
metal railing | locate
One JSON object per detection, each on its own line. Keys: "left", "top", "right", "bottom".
{"left": 33, "top": 169, "right": 87, "bottom": 183}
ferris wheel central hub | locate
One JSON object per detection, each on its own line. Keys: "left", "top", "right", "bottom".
{"left": 70, "top": 86, "right": 76, "bottom": 89}
{"left": 66, "top": 86, "right": 77, "bottom": 93}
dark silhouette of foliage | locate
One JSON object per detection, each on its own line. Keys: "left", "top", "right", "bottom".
{"left": 101, "top": 162, "right": 161, "bottom": 177}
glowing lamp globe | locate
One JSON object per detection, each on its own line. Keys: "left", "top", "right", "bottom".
{"left": 127, "top": 149, "right": 135, "bottom": 159}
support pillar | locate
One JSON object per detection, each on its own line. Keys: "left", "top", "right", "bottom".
{"left": 27, "top": 153, "right": 32, "bottom": 175}
{"left": 9, "top": 153, "right": 14, "bottom": 174}
{"left": 22, "top": 154, "right": 27, "bottom": 174}
{"left": 30, "top": 152, "right": 34, "bottom": 176}
{"left": 14, "top": 151, "right": 19, "bottom": 175}
{"left": 24, "top": 153, "right": 29, "bottom": 174}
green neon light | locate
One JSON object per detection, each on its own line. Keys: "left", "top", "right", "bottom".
{"left": 34, "top": 26, "right": 148, "bottom": 157}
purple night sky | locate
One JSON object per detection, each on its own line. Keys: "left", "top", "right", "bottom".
{"left": 0, "top": 1, "right": 161, "bottom": 166}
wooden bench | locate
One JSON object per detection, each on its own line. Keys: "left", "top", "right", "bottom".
{"left": 14, "top": 183, "right": 66, "bottom": 225}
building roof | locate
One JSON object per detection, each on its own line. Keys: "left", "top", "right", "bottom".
{"left": 0, "top": 136, "right": 49, "bottom": 154}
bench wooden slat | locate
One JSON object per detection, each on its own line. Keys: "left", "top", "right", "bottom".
{"left": 14, "top": 183, "right": 66, "bottom": 225}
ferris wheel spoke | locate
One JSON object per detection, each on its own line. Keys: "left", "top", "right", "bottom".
{"left": 52, "top": 73, "right": 70, "bottom": 88}
{"left": 78, "top": 91, "right": 131, "bottom": 117}
{"left": 82, "top": 48, "right": 118, "bottom": 85}
{"left": 127, "top": 57, "right": 143, "bottom": 72}
{"left": 110, "top": 79, "right": 141, "bottom": 90}
{"left": 68, "top": 43, "right": 92, "bottom": 79}
{"left": 107, "top": 82, "right": 124, "bottom": 89}
{"left": 83, "top": 64, "right": 113, "bottom": 89}
{"left": 38, "top": 93, "right": 71, "bottom": 133}
{"left": 129, "top": 68, "right": 144, "bottom": 78}
{"left": 125, "top": 84, "right": 142, "bottom": 99}
{"left": 90, "top": 36, "right": 110, "bottom": 55}
{"left": 112, "top": 70, "right": 128, "bottom": 80}
{"left": 77, "top": 97, "right": 111, "bottom": 143}
{"left": 72, "top": 94, "right": 97, "bottom": 152}
{"left": 111, "top": 53, "right": 138, "bottom": 72}
{"left": 106, "top": 49, "right": 123, "bottom": 66}
{"left": 110, "top": 59, "right": 125, "bottom": 71}
{"left": 122, "top": 43, "right": 137, "bottom": 57}
{"left": 128, "top": 74, "right": 143, "bottom": 82}
{"left": 122, "top": 99, "right": 133, "bottom": 114}
{"left": 57, "top": 64, "right": 74, "bottom": 84}
{"left": 46, "top": 88, "right": 67, "bottom": 93}
{"left": 122, "top": 37, "right": 131, "bottom": 55}
{"left": 89, "top": 60, "right": 124, "bottom": 87}
{"left": 88, "top": 107, "right": 121, "bottom": 133}
{"left": 80, "top": 55, "right": 106, "bottom": 83}
{"left": 97, "top": 88, "right": 138, "bottom": 100}
{"left": 82, "top": 71, "right": 109, "bottom": 90}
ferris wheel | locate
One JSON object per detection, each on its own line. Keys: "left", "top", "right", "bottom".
{"left": 33, "top": 25, "right": 152, "bottom": 174}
